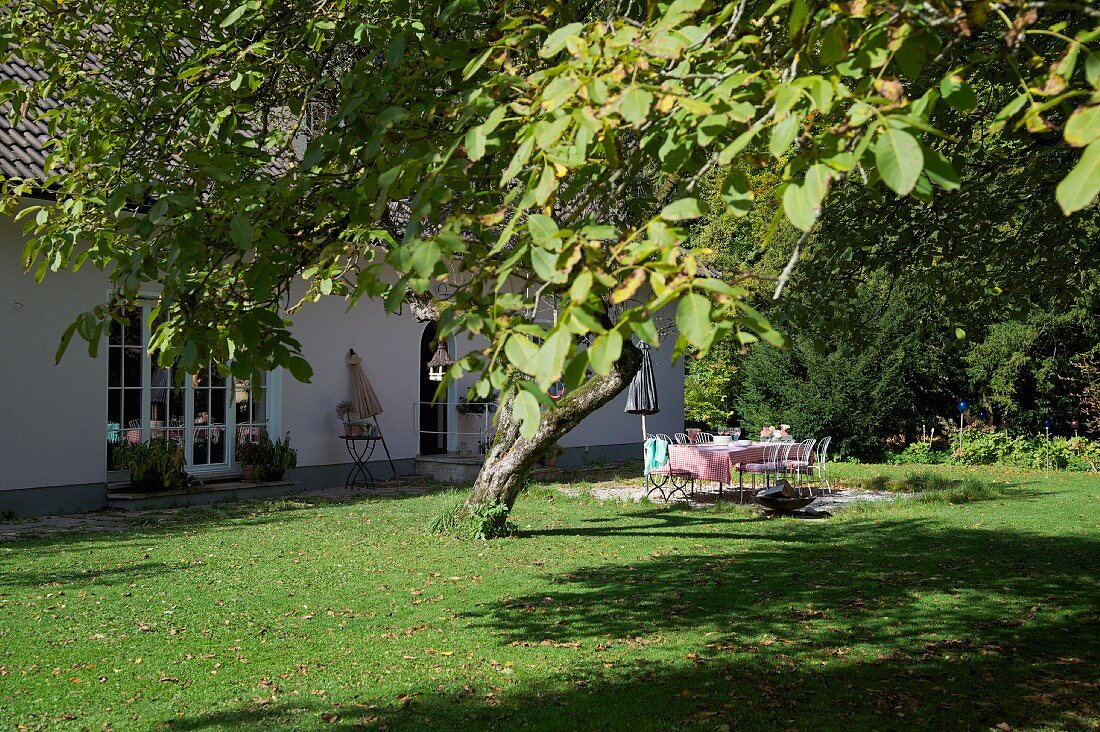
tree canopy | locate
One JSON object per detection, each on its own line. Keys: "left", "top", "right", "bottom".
{"left": 3, "top": 0, "right": 1097, "bottom": 449}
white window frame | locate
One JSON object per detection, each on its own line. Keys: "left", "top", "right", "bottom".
{"left": 105, "top": 298, "right": 281, "bottom": 478}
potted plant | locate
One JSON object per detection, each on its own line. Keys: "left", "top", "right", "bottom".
{"left": 262, "top": 431, "right": 297, "bottom": 481}
{"left": 237, "top": 430, "right": 297, "bottom": 482}
{"left": 114, "top": 439, "right": 186, "bottom": 492}
{"left": 335, "top": 400, "right": 361, "bottom": 435}
{"left": 236, "top": 436, "right": 266, "bottom": 481}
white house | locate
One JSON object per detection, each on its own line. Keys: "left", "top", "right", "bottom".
{"left": 0, "top": 66, "right": 685, "bottom": 518}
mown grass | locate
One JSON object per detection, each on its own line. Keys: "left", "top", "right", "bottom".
{"left": 1, "top": 464, "right": 1097, "bottom": 731}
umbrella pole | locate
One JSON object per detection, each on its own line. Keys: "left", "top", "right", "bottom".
{"left": 371, "top": 416, "right": 399, "bottom": 479}
{"left": 641, "top": 414, "right": 647, "bottom": 442}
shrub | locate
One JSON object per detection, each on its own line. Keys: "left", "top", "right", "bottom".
{"left": 888, "top": 442, "right": 951, "bottom": 465}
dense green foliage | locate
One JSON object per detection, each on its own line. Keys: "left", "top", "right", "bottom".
{"left": 1, "top": 465, "right": 1098, "bottom": 730}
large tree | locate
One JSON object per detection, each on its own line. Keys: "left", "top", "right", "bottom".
{"left": 3, "top": 0, "right": 1097, "bottom": 527}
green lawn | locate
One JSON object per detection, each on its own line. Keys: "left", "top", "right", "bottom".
{"left": 1, "top": 465, "right": 1097, "bottom": 731}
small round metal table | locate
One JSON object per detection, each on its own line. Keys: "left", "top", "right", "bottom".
{"left": 341, "top": 434, "right": 379, "bottom": 490}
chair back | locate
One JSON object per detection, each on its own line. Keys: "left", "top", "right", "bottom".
{"left": 816, "top": 436, "right": 832, "bottom": 466}
{"left": 698, "top": 432, "right": 714, "bottom": 443}
{"left": 761, "top": 440, "right": 782, "bottom": 466}
{"left": 655, "top": 433, "right": 673, "bottom": 445}
{"left": 674, "top": 432, "right": 689, "bottom": 444}
{"left": 793, "top": 438, "right": 816, "bottom": 463}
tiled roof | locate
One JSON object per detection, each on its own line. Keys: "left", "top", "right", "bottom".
{"left": 0, "top": 56, "right": 53, "bottom": 182}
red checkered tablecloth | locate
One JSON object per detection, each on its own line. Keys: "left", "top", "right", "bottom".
{"left": 665, "top": 443, "right": 769, "bottom": 484}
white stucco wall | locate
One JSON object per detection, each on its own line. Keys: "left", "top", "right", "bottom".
{"left": 281, "top": 295, "right": 427, "bottom": 466}
{"left": 0, "top": 216, "right": 108, "bottom": 490}
{"left": 2, "top": 211, "right": 686, "bottom": 493}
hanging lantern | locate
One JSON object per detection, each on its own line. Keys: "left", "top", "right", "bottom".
{"left": 426, "top": 341, "right": 453, "bottom": 382}
{"left": 957, "top": 400, "right": 968, "bottom": 412}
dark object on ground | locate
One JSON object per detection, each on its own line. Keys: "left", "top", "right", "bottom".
{"left": 757, "top": 481, "right": 816, "bottom": 512}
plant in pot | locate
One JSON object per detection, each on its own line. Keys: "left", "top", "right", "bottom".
{"left": 261, "top": 431, "right": 297, "bottom": 481}
{"left": 236, "top": 435, "right": 266, "bottom": 481}
{"left": 238, "top": 430, "right": 298, "bottom": 482}
{"left": 335, "top": 400, "right": 361, "bottom": 435}
{"left": 115, "top": 439, "right": 186, "bottom": 492}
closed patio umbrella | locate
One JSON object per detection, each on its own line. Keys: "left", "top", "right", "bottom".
{"left": 347, "top": 349, "right": 397, "bottom": 478}
{"left": 624, "top": 342, "right": 659, "bottom": 441}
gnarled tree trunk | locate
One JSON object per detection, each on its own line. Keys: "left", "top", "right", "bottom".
{"left": 466, "top": 341, "right": 643, "bottom": 514}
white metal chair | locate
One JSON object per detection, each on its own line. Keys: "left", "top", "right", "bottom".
{"left": 783, "top": 438, "right": 816, "bottom": 492}
{"left": 740, "top": 441, "right": 783, "bottom": 497}
{"left": 674, "top": 432, "right": 690, "bottom": 444}
{"left": 808, "top": 436, "right": 832, "bottom": 492}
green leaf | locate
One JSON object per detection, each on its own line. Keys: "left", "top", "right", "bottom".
{"left": 921, "top": 144, "right": 960, "bottom": 191}
{"left": 527, "top": 214, "right": 559, "bottom": 244}
{"left": 385, "top": 33, "right": 406, "bottom": 68}
{"left": 781, "top": 182, "right": 816, "bottom": 232}
{"left": 1056, "top": 139, "right": 1100, "bottom": 215}
{"left": 620, "top": 86, "right": 654, "bottom": 126}
{"left": 660, "top": 197, "right": 703, "bottom": 221}
{"left": 1086, "top": 52, "right": 1100, "bottom": 88}
{"left": 939, "top": 74, "right": 977, "bottom": 112}
{"left": 588, "top": 330, "right": 623, "bottom": 374}
{"left": 718, "top": 127, "right": 760, "bottom": 165}
{"left": 719, "top": 169, "right": 753, "bottom": 216}
{"left": 465, "top": 125, "right": 487, "bottom": 161}
{"left": 540, "top": 22, "right": 584, "bottom": 58}
{"left": 770, "top": 114, "right": 800, "bottom": 157}
{"left": 875, "top": 127, "right": 923, "bottom": 195}
{"left": 955, "top": 327, "right": 966, "bottom": 340}
{"left": 462, "top": 48, "right": 493, "bottom": 80}
{"left": 229, "top": 214, "right": 252, "bottom": 248}
{"left": 818, "top": 22, "right": 847, "bottom": 66}
{"left": 505, "top": 334, "right": 540, "bottom": 375}
{"left": 536, "top": 329, "right": 570, "bottom": 389}
{"left": 220, "top": 4, "right": 248, "bottom": 28}
{"left": 676, "top": 293, "right": 711, "bottom": 348}
{"left": 513, "top": 389, "right": 541, "bottom": 440}
{"left": 411, "top": 239, "right": 442, "bottom": 277}
{"left": 286, "top": 356, "right": 313, "bottom": 383}
{"left": 569, "top": 271, "right": 593, "bottom": 303}
{"left": 1064, "top": 105, "right": 1100, "bottom": 147}
{"left": 531, "top": 246, "right": 566, "bottom": 283}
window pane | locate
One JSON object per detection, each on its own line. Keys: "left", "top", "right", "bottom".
{"left": 107, "top": 390, "right": 122, "bottom": 423}
{"left": 109, "top": 320, "right": 121, "bottom": 346}
{"left": 108, "top": 348, "right": 121, "bottom": 387}
{"left": 210, "top": 429, "right": 225, "bottom": 463}
{"left": 124, "top": 348, "right": 142, "bottom": 387}
{"left": 124, "top": 389, "right": 142, "bottom": 428}
{"left": 123, "top": 315, "right": 141, "bottom": 346}
{"left": 252, "top": 390, "right": 267, "bottom": 425}
{"left": 150, "top": 365, "right": 170, "bottom": 424}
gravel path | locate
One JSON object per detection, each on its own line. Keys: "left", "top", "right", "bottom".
{"left": 560, "top": 482, "right": 905, "bottom": 513}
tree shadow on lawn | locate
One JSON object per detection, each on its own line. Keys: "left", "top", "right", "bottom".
{"left": 157, "top": 521, "right": 1097, "bottom": 731}
{"left": 160, "top": 618, "right": 1096, "bottom": 731}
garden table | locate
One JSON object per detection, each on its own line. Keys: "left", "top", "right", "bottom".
{"left": 665, "top": 442, "right": 770, "bottom": 499}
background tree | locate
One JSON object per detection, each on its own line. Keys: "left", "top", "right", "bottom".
{"left": 3, "top": 0, "right": 1097, "bottom": 527}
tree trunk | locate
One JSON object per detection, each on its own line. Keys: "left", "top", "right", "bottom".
{"left": 467, "top": 341, "right": 644, "bottom": 516}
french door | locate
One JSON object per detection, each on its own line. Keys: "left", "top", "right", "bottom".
{"left": 106, "top": 307, "right": 271, "bottom": 475}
